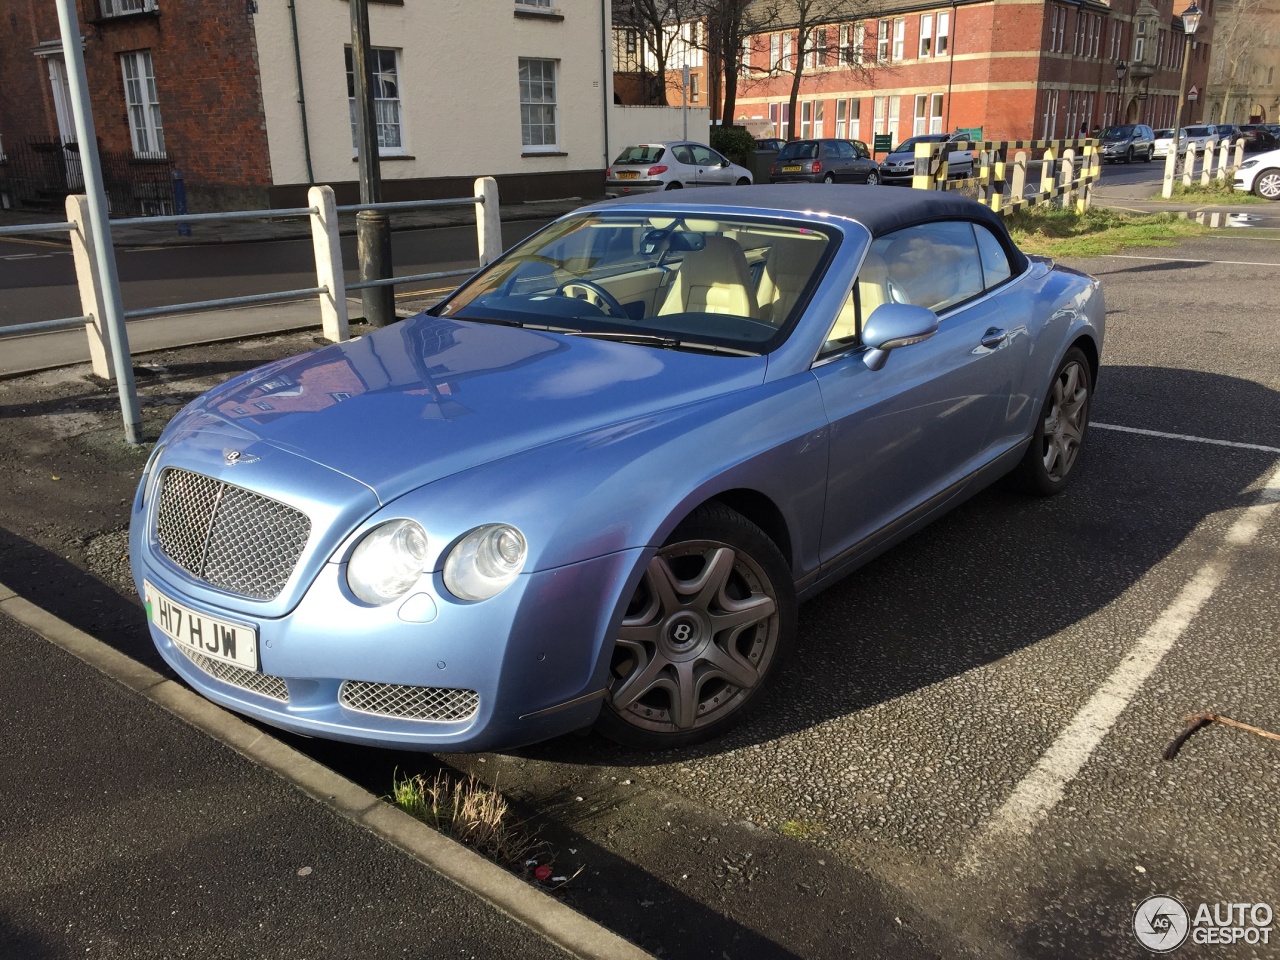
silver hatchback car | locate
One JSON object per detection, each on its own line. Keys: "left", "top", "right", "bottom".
{"left": 605, "top": 141, "right": 753, "bottom": 197}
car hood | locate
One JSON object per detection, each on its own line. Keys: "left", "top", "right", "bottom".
{"left": 163, "top": 314, "right": 769, "bottom": 502}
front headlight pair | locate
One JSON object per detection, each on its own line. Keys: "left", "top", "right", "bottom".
{"left": 346, "top": 519, "right": 527, "bottom": 605}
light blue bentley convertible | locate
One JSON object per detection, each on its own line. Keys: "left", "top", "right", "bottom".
{"left": 130, "top": 186, "right": 1103, "bottom": 751}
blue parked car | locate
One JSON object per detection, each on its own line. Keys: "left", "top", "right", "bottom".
{"left": 130, "top": 186, "right": 1104, "bottom": 751}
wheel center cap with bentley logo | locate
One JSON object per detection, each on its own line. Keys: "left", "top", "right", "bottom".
{"left": 664, "top": 612, "right": 705, "bottom": 652}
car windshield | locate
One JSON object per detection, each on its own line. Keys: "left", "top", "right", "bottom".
{"left": 1154, "top": 129, "right": 1174, "bottom": 138}
{"left": 891, "top": 135, "right": 944, "bottom": 153}
{"left": 776, "top": 141, "right": 819, "bottom": 160}
{"left": 1100, "top": 125, "right": 1134, "bottom": 139}
{"left": 436, "top": 212, "right": 839, "bottom": 355}
{"left": 1185, "top": 126, "right": 1212, "bottom": 137}
{"left": 614, "top": 145, "right": 665, "bottom": 164}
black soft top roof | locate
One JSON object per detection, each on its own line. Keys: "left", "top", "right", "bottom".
{"left": 586, "top": 184, "right": 1029, "bottom": 274}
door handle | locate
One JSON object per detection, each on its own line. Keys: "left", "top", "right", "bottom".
{"left": 980, "top": 327, "right": 1007, "bottom": 349}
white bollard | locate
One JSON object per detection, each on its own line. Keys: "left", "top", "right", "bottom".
{"left": 1061, "top": 148, "right": 1076, "bottom": 210}
{"left": 1217, "top": 139, "right": 1231, "bottom": 180}
{"left": 66, "top": 194, "right": 112, "bottom": 380}
{"left": 1161, "top": 145, "right": 1179, "bottom": 199}
{"left": 1201, "top": 139, "right": 1216, "bottom": 186}
{"left": 1183, "top": 143, "right": 1198, "bottom": 188}
{"left": 308, "top": 185, "right": 349, "bottom": 343}
{"left": 474, "top": 176, "right": 502, "bottom": 267}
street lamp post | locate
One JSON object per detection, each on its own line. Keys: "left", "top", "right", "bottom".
{"left": 1163, "top": 2, "right": 1203, "bottom": 198}
{"left": 1114, "top": 60, "right": 1128, "bottom": 124}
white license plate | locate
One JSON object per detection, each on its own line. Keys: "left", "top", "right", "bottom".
{"left": 145, "top": 580, "right": 259, "bottom": 671}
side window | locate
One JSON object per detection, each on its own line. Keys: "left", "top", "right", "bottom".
{"left": 973, "top": 223, "right": 1013, "bottom": 289}
{"left": 835, "top": 141, "right": 856, "bottom": 159}
{"left": 690, "top": 144, "right": 716, "bottom": 165}
{"left": 853, "top": 141, "right": 869, "bottom": 158}
{"left": 672, "top": 145, "right": 694, "bottom": 164}
{"left": 877, "top": 222, "right": 984, "bottom": 313}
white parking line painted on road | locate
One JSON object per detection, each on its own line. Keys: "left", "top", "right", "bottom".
{"left": 1093, "top": 422, "right": 1280, "bottom": 455}
{"left": 1101, "top": 254, "right": 1280, "bottom": 267}
{"left": 959, "top": 459, "right": 1280, "bottom": 876}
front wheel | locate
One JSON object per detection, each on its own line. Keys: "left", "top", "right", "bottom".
{"left": 1009, "top": 348, "right": 1092, "bottom": 495}
{"left": 1253, "top": 168, "right": 1280, "bottom": 200}
{"left": 1146, "top": 146, "right": 1154, "bottom": 162}
{"left": 1125, "top": 147, "right": 1135, "bottom": 164}
{"left": 596, "top": 504, "right": 795, "bottom": 749}
{"left": 866, "top": 170, "right": 880, "bottom": 185}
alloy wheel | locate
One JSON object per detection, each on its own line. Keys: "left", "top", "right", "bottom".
{"left": 1041, "top": 359, "right": 1089, "bottom": 482}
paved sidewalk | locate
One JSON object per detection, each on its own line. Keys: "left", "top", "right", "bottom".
{"left": 0, "top": 585, "right": 650, "bottom": 960}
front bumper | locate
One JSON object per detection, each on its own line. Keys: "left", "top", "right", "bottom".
{"left": 133, "top": 533, "right": 645, "bottom": 751}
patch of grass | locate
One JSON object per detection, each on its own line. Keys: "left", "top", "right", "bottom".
{"left": 391, "top": 769, "right": 549, "bottom": 874}
{"left": 1004, "top": 205, "right": 1207, "bottom": 257}
{"left": 778, "top": 819, "right": 824, "bottom": 840}
{"left": 1164, "top": 179, "right": 1267, "bottom": 204}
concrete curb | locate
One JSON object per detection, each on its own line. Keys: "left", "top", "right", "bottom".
{"left": 0, "top": 582, "right": 654, "bottom": 960}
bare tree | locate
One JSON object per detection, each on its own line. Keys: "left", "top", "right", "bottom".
{"left": 750, "top": 0, "right": 886, "bottom": 139}
{"left": 1207, "top": 0, "right": 1280, "bottom": 122}
{"left": 613, "top": 0, "right": 693, "bottom": 106}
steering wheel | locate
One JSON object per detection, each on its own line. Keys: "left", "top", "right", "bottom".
{"left": 557, "top": 280, "right": 628, "bottom": 319}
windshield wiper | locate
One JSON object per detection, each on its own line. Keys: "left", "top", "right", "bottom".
{"left": 565, "top": 330, "right": 759, "bottom": 356}
{"left": 454, "top": 315, "right": 526, "bottom": 328}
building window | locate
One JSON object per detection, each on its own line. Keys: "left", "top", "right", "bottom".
{"left": 690, "top": 72, "right": 700, "bottom": 103}
{"left": 920, "top": 13, "right": 933, "bottom": 57}
{"left": 937, "top": 12, "right": 949, "bottom": 56}
{"left": 892, "top": 18, "right": 905, "bottom": 60}
{"left": 771, "top": 32, "right": 782, "bottom": 69}
{"left": 626, "top": 30, "right": 637, "bottom": 55}
{"left": 806, "top": 27, "right": 828, "bottom": 68}
{"left": 801, "top": 100, "right": 814, "bottom": 138}
{"left": 740, "top": 36, "right": 750, "bottom": 71}
{"left": 120, "top": 50, "right": 164, "bottom": 157}
{"left": 346, "top": 47, "right": 403, "bottom": 155}
{"left": 931, "top": 92, "right": 944, "bottom": 133}
{"left": 836, "top": 98, "right": 848, "bottom": 137}
{"left": 877, "top": 20, "right": 890, "bottom": 61}
{"left": 782, "top": 31, "right": 795, "bottom": 69}
{"left": 102, "top": 0, "right": 157, "bottom": 17}
{"left": 1042, "top": 88, "right": 1059, "bottom": 138}
{"left": 519, "top": 58, "right": 558, "bottom": 151}
{"left": 515, "top": 0, "right": 552, "bottom": 6}
{"left": 840, "top": 23, "right": 864, "bottom": 64}
{"left": 874, "top": 95, "right": 886, "bottom": 135}
{"left": 914, "top": 94, "right": 929, "bottom": 135}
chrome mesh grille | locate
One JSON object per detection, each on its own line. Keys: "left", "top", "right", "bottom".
{"left": 339, "top": 681, "right": 479, "bottom": 722}
{"left": 178, "top": 647, "right": 290, "bottom": 703}
{"left": 155, "top": 468, "right": 310, "bottom": 600}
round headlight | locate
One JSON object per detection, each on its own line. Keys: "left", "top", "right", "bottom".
{"left": 443, "top": 524, "right": 527, "bottom": 602}
{"left": 346, "top": 519, "right": 428, "bottom": 605}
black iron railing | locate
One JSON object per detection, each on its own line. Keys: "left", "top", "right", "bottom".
{"left": 0, "top": 139, "right": 175, "bottom": 217}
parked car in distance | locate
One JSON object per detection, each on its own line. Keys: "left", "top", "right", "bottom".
{"left": 605, "top": 141, "right": 752, "bottom": 197}
{"left": 129, "top": 185, "right": 1104, "bottom": 752}
{"left": 1098, "top": 124, "right": 1155, "bottom": 163}
{"left": 755, "top": 137, "right": 786, "bottom": 153}
{"left": 1239, "top": 124, "right": 1280, "bottom": 152}
{"left": 878, "top": 132, "right": 975, "bottom": 185}
{"left": 1181, "top": 124, "right": 1218, "bottom": 152}
{"left": 769, "top": 138, "right": 881, "bottom": 184}
{"left": 1234, "top": 147, "right": 1280, "bottom": 199}
{"left": 1213, "top": 123, "right": 1244, "bottom": 146}
{"left": 1152, "top": 128, "right": 1187, "bottom": 158}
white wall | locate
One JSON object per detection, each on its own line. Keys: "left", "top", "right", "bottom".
{"left": 609, "top": 105, "right": 712, "bottom": 160}
{"left": 254, "top": 0, "right": 612, "bottom": 187}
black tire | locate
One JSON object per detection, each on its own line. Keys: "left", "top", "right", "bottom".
{"left": 595, "top": 504, "right": 796, "bottom": 749}
{"left": 866, "top": 170, "right": 880, "bottom": 185}
{"left": 1146, "top": 146, "right": 1154, "bottom": 162}
{"left": 823, "top": 172, "right": 836, "bottom": 184}
{"left": 736, "top": 177, "right": 751, "bottom": 186}
{"left": 1125, "top": 147, "right": 1134, "bottom": 164}
{"left": 1009, "top": 347, "right": 1093, "bottom": 496}
{"left": 665, "top": 181, "right": 683, "bottom": 190}
{"left": 1253, "top": 168, "right": 1280, "bottom": 200}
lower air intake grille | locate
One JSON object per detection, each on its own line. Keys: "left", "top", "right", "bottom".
{"left": 338, "top": 680, "right": 479, "bottom": 722}
{"left": 179, "top": 647, "right": 290, "bottom": 703}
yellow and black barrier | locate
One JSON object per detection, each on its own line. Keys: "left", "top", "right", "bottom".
{"left": 910, "top": 138, "right": 1102, "bottom": 216}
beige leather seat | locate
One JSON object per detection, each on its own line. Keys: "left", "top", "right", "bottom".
{"left": 658, "top": 236, "right": 759, "bottom": 318}
{"left": 757, "top": 238, "right": 825, "bottom": 324}
{"left": 827, "top": 250, "right": 890, "bottom": 343}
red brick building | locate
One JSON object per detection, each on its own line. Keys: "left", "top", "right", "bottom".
{"left": 670, "top": 0, "right": 1217, "bottom": 145}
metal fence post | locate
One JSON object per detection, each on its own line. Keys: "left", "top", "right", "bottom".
{"left": 66, "top": 194, "right": 112, "bottom": 379}
{"left": 308, "top": 185, "right": 349, "bottom": 343}
{"left": 474, "top": 176, "right": 502, "bottom": 267}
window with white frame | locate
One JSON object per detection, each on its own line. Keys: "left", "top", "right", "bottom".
{"left": 836, "top": 98, "right": 848, "bottom": 137}
{"left": 937, "top": 12, "right": 950, "bottom": 55}
{"left": 102, "top": 0, "right": 157, "bottom": 17}
{"left": 120, "top": 50, "right": 164, "bottom": 157}
{"left": 346, "top": 47, "right": 403, "bottom": 154}
{"left": 849, "top": 99, "right": 860, "bottom": 140}
{"left": 515, "top": 0, "right": 553, "bottom": 6}
{"left": 741, "top": 35, "right": 750, "bottom": 71}
{"left": 920, "top": 14, "right": 933, "bottom": 57}
{"left": 804, "top": 27, "right": 826, "bottom": 68}
{"left": 690, "top": 72, "right": 700, "bottom": 103}
{"left": 801, "top": 100, "right": 814, "bottom": 138}
{"left": 1074, "top": 13, "right": 1085, "bottom": 56}
{"left": 1109, "top": 19, "right": 1121, "bottom": 60}
{"left": 892, "top": 18, "right": 905, "bottom": 60}
{"left": 930, "top": 92, "right": 943, "bottom": 133}
{"left": 913, "top": 94, "right": 929, "bottom": 135}
{"left": 782, "top": 31, "right": 795, "bottom": 69}
{"left": 518, "top": 57, "right": 558, "bottom": 151}
{"left": 874, "top": 95, "right": 886, "bottom": 135}
{"left": 1041, "top": 88, "right": 1059, "bottom": 138}
{"left": 877, "top": 20, "right": 890, "bottom": 60}
{"left": 1134, "top": 22, "right": 1145, "bottom": 64}
{"left": 888, "top": 95, "right": 900, "bottom": 142}
{"left": 840, "top": 23, "right": 864, "bottom": 64}
{"left": 771, "top": 32, "right": 782, "bottom": 69}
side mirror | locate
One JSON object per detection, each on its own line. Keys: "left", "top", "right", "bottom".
{"left": 862, "top": 303, "right": 939, "bottom": 371}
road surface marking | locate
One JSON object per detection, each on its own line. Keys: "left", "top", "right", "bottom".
{"left": 959, "top": 458, "right": 1280, "bottom": 876}
{"left": 2, "top": 253, "right": 55, "bottom": 261}
{"left": 1093, "top": 422, "right": 1280, "bottom": 454}
{"left": 1101, "top": 254, "right": 1280, "bottom": 267}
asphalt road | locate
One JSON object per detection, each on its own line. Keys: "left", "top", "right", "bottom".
{"left": 0, "top": 218, "right": 552, "bottom": 328}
